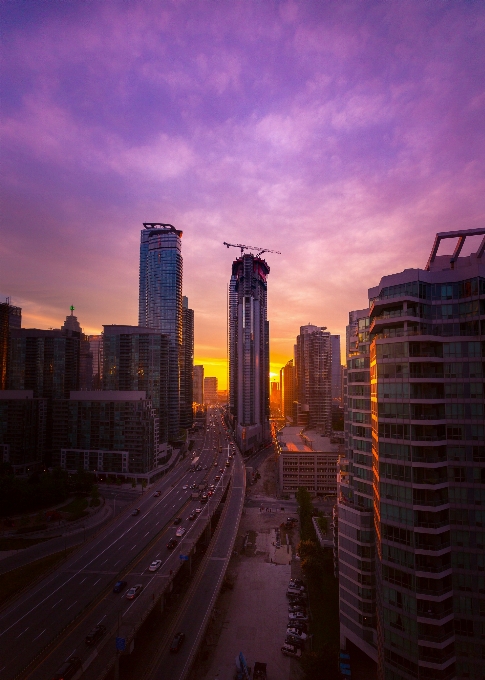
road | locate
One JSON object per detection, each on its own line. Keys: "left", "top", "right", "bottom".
{"left": 145, "top": 442, "right": 246, "bottom": 680}
{"left": 0, "top": 408, "right": 234, "bottom": 680}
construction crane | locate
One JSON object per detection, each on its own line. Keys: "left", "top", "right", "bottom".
{"left": 223, "top": 242, "right": 281, "bottom": 258}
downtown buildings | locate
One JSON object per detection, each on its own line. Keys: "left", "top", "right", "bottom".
{"left": 228, "top": 252, "right": 271, "bottom": 454}
{"left": 295, "top": 324, "right": 332, "bottom": 433}
{"left": 338, "top": 228, "right": 485, "bottom": 680}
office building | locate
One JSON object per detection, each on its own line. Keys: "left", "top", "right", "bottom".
{"left": 295, "top": 324, "right": 332, "bottom": 434}
{"left": 0, "top": 390, "right": 46, "bottom": 475}
{"left": 88, "top": 334, "right": 103, "bottom": 389}
{"left": 338, "top": 308, "right": 376, "bottom": 662}
{"left": 228, "top": 274, "right": 237, "bottom": 415}
{"left": 102, "top": 325, "right": 169, "bottom": 444}
{"left": 276, "top": 426, "right": 341, "bottom": 497}
{"left": 193, "top": 365, "right": 204, "bottom": 405}
{"left": 53, "top": 391, "right": 158, "bottom": 477}
{"left": 180, "top": 296, "right": 194, "bottom": 429}
{"left": 270, "top": 380, "right": 280, "bottom": 409}
{"left": 228, "top": 253, "right": 271, "bottom": 454}
{"left": 339, "top": 228, "right": 485, "bottom": 680}
{"left": 280, "top": 359, "right": 296, "bottom": 423}
{"left": 138, "top": 223, "right": 183, "bottom": 439}
{"left": 61, "top": 307, "right": 93, "bottom": 390}
{"left": 0, "top": 298, "right": 21, "bottom": 390}
{"left": 204, "top": 377, "right": 218, "bottom": 405}
{"left": 331, "top": 334, "right": 342, "bottom": 400}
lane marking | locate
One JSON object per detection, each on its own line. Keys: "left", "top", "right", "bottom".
{"left": 16, "top": 627, "right": 29, "bottom": 639}
{"left": 51, "top": 599, "right": 63, "bottom": 609}
{"left": 66, "top": 601, "right": 77, "bottom": 611}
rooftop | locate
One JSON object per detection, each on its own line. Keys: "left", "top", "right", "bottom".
{"left": 278, "top": 426, "right": 340, "bottom": 453}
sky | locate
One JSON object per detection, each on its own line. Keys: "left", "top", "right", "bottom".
{"left": 1, "top": 0, "right": 485, "bottom": 389}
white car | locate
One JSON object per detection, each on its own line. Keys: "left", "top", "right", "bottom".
{"left": 175, "top": 527, "right": 186, "bottom": 537}
{"left": 281, "top": 643, "right": 301, "bottom": 658}
{"left": 182, "top": 485, "right": 188, "bottom": 490}
{"left": 286, "top": 627, "right": 307, "bottom": 640}
{"left": 148, "top": 560, "right": 162, "bottom": 572}
{"left": 288, "top": 611, "right": 309, "bottom": 622}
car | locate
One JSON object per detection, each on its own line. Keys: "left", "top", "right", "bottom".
{"left": 190, "top": 483, "right": 197, "bottom": 489}
{"left": 209, "top": 484, "right": 215, "bottom": 489}
{"left": 287, "top": 627, "right": 308, "bottom": 640}
{"left": 287, "top": 621, "right": 308, "bottom": 633}
{"left": 289, "top": 577, "right": 304, "bottom": 586}
{"left": 215, "top": 475, "right": 220, "bottom": 481}
{"left": 203, "top": 465, "right": 208, "bottom": 470}
{"left": 219, "top": 468, "right": 224, "bottom": 473}
{"left": 170, "top": 631, "right": 186, "bottom": 653}
{"left": 167, "top": 538, "right": 178, "bottom": 549}
{"left": 288, "top": 605, "right": 306, "bottom": 613}
{"left": 52, "top": 656, "right": 82, "bottom": 680}
{"left": 285, "top": 634, "right": 305, "bottom": 649}
{"left": 281, "top": 643, "right": 302, "bottom": 658}
{"left": 182, "top": 485, "right": 188, "bottom": 490}
{"left": 175, "top": 526, "right": 186, "bottom": 537}
{"left": 112, "top": 580, "right": 127, "bottom": 594}
{"left": 207, "top": 490, "right": 213, "bottom": 497}
{"left": 173, "top": 517, "right": 182, "bottom": 525}
{"left": 288, "top": 611, "right": 309, "bottom": 621}
{"left": 214, "top": 462, "right": 218, "bottom": 467}
{"left": 148, "top": 559, "right": 162, "bottom": 572}
{"left": 85, "top": 624, "right": 106, "bottom": 646}
{"left": 126, "top": 584, "right": 142, "bottom": 599}
{"left": 195, "top": 508, "right": 202, "bottom": 514}
{"left": 131, "top": 508, "right": 140, "bottom": 516}
{"left": 153, "top": 491, "right": 161, "bottom": 497}
{"left": 287, "top": 586, "right": 305, "bottom": 596}
{"left": 188, "top": 511, "right": 197, "bottom": 520}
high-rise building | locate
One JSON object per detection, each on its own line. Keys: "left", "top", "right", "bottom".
{"left": 228, "top": 274, "right": 237, "bottom": 416}
{"left": 102, "top": 325, "right": 169, "bottom": 445}
{"left": 0, "top": 298, "right": 21, "bottom": 390}
{"left": 270, "top": 380, "right": 280, "bottom": 409}
{"left": 204, "top": 377, "right": 218, "bottom": 405}
{"left": 193, "top": 365, "right": 204, "bottom": 405}
{"left": 88, "top": 334, "right": 103, "bottom": 389}
{"left": 61, "top": 307, "right": 93, "bottom": 390}
{"left": 180, "top": 296, "right": 194, "bottom": 429}
{"left": 338, "top": 308, "right": 376, "bottom": 663}
{"left": 228, "top": 253, "right": 270, "bottom": 454}
{"left": 295, "top": 324, "right": 332, "bottom": 434}
{"left": 280, "top": 359, "right": 296, "bottom": 423}
{"left": 52, "top": 391, "right": 158, "bottom": 476}
{"left": 138, "top": 223, "right": 183, "bottom": 440}
{"left": 331, "top": 334, "right": 342, "bottom": 400}
{"left": 0, "top": 390, "right": 46, "bottom": 475}
{"left": 339, "top": 228, "right": 485, "bottom": 680}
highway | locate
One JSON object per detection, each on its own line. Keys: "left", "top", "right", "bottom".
{"left": 0, "top": 408, "right": 234, "bottom": 680}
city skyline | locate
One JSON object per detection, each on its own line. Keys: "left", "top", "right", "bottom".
{"left": 2, "top": 1, "right": 484, "bottom": 390}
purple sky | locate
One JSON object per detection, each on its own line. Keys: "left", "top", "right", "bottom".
{"left": 1, "top": 0, "right": 485, "bottom": 387}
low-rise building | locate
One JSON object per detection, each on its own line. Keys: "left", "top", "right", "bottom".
{"left": 277, "top": 426, "right": 342, "bottom": 497}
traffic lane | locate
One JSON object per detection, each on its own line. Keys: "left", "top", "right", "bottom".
{"left": 155, "top": 560, "right": 228, "bottom": 680}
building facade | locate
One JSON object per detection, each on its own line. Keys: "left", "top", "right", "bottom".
{"left": 295, "top": 324, "right": 332, "bottom": 433}
{"left": 193, "top": 365, "right": 204, "bottom": 406}
{"left": 331, "top": 334, "right": 342, "bottom": 400}
{"left": 277, "top": 426, "right": 341, "bottom": 497}
{"left": 180, "top": 296, "right": 194, "bottom": 429}
{"left": 0, "top": 390, "right": 46, "bottom": 474}
{"left": 0, "top": 299, "right": 21, "bottom": 390}
{"left": 102, "top": 325, "right": 169, "bottom": 445}
{"left": 280, "top": 359, "right": 296, "bottom": 423}
{"left": 228, "top": 253, "right": 271, "bottom": 454}
{"left": 138, "top": 223, "right": 183, "bottom": 439}
{"left": 53, "top": 391, "right": 159, "bottom": 476}
{"left": 204, "top": 377, "right": 218, "bottom": 405}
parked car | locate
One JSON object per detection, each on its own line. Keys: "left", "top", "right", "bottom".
{"left": 288, "top": 621, "right": 308, "bottom": 634}
{"left": 170, "top": 631, "right": 186, "bottom": 653}
{"left": 288, "top": 604, "right": 307, "bottom": 613}
{"left": 173, "top": 517, "right": 182, "bottom": 525}
{"left": 281, "top": 644, "right": 301, "bottom": 659}
{"left": 167, "top": 538, "right": 178, "bottom": 549}
{"left": 112, "top": 580, "right": 127, "bottom": 594}
{"left": 131, "top": 508, "right": 140, "bottom": 516}
{"left": 52, "top": 656, "right": 82, "bottom": 680}
{"left": 148, "top": 559, "right": 162, "bottom": 572}
{"left": 289, "top": 578, "right": 304, "bottom": 587}
{"left": 286, "top": 627, "right": 308, "bottom": 640}
{"left": 285, "top": 635, "right": 305, "bottom": 649}
{"left": 175, "top": 527, "right": 186, "bottom": 537}
{"left": 85, "top": 624, "right": 106, "bottom": 646}
{"left": 288, "top": 611, "right": 309, "bottom": 622}
{"left": 126, "top": 584, "right": 142, "bottom": 599}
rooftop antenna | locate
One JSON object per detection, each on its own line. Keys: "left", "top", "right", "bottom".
{"left": 70, "top": 305, "right": 75, "bottom": 316}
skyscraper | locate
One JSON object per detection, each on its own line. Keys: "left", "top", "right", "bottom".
{"left": 193, "top": 365, "right": 204, "bottom": 405}
{"left": 331, "top": 334, "right": 342, "bottom": 400}
{"left": 0, "top": 298, "right": 21, "bottom": 390}
{"left": 339, "top": 228, "right": 485, "bottom": 680}
{"left": 280, "top": 359, "right": 296, "bottom": 423}
{"left": 228, "top": 253, "right": 270, "bottom": 454}
{"left": 180, "top": 296, "right": 194, "bottom": 429}
{"left": 204, "top": 377, "right": 218, "bottom": 405}
{"left": 61, "top": 307, "right": 93, "bottom": 390}
{"left": 138, "top": 223, "right": 183, "bottom": 440}
{"left": 295, "top": 324, "right": 332, "bottom": 434}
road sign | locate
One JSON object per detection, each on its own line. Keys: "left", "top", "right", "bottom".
{"left": 179, "top": 554, "right": 189, "bottom": 561}
{"left": 116, "top": 637, "right": 126, "bottom": 651}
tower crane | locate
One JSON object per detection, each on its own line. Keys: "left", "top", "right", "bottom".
{"left": 223, "top": 242, "right": 281, "bottom": 258}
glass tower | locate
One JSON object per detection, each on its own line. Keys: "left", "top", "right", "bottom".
{"left": 138, "top": 223, "right": 183, "bottom": 440}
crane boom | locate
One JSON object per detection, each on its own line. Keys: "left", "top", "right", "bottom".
{"left": 223, "top": 241, "right": 281, "bottom": 257}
